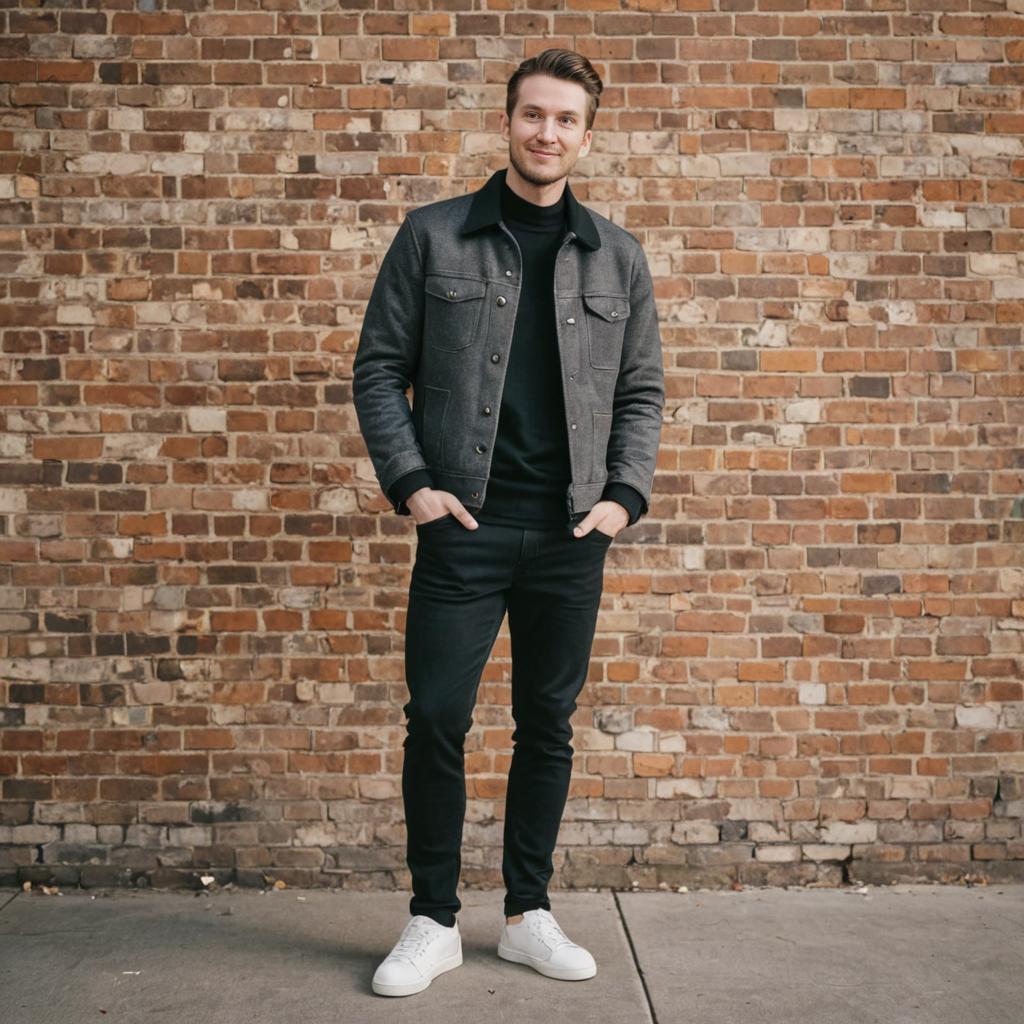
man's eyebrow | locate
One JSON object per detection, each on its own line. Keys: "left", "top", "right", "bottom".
{"left": 521, "top": 104, "right": 583, "bottom": 116}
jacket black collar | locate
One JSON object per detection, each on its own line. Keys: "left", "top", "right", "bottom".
{"left": 460, "top": 165, "right": 601, "bottom": 251}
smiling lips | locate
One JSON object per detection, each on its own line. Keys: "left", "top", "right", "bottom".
{"left": 530, "top": 149, "right": 558, "bottom": 158}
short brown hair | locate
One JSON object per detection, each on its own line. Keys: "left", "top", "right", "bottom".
{"left": 505, "top": 48, "right": 604, "bottom": 133}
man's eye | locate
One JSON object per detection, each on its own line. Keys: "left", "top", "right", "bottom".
{"left": 523, "top": 112, "right": 574, "bottom": 124}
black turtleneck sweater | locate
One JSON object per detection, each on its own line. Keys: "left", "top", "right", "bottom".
{"left": 388, "top": 178, "right": 645, "bottom": 528}
{"left": 472, "top": 180, "right": 572, "bottom": 527}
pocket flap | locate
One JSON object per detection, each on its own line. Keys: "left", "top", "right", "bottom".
{"left": 425, "top": 274, "right": 488, "bottom": 302}
{"left": 582, "top": 293, "right": 630, "bottom": 322}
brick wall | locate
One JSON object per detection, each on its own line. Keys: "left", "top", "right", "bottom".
{"left": 1, "top": 5, "right": 1022, "bottom": 893}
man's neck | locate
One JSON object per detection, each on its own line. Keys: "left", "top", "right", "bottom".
{"left": 504, "top": 164, "right": 567, "bottom": 209}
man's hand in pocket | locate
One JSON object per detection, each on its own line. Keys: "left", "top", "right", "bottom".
{"left": 572, "top": 500, "right": 628, "bottom": 540}
{"left": 407, "top": 488, "right": 478, "bottom": 530}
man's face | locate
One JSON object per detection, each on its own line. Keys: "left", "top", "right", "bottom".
{"left": 502, "top": 73, "right": 592, "bottom": 187}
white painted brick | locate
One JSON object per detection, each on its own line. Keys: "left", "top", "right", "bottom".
{"left": 231, "top": 489, "right": 269, "bottom": 511}
{"left": 920, "top": 207, "right": 966, "bottom": 228}
{"left": 317, "top": 487, "right": 359, "bottom": 513}
{"left": 656, "top": 778, "right": 704, "bottom": 799}
{"left": 222, "top": 110, "right": 314, "bottom": 131}
{"left": 755, "top": 844, "right": 800, "bottom": 862}
{"left": 135, "top": 303, "right": 172, "bottom": 325}
{"left": 819, "top": 821, "right": 877, "bottom": 844}
{"left": 955, "top": 703, "right": 999, "bottom": 729}
{"left": 320, "top": 684, "right": 354, "bottom": 704}
{"left": 56, "top": 305, "right": 95, "bottom": 324}
{"left": 993, "top": 278, "right": 1024, "bottom": 299}
{"left": 616, "top": 729, "right": 656, "bottom": 752}
{"left": 785, "top": 399, "right": 821, "bottom": 424}
{"left": 691, "top": 706, "right": 730, "bottom": 731}
{"left": 786, "top": 228, "right": 829, "bottom": 252}
{"left": 719, "top": 153, "right": 773, "bottom": 177}
{"left": 735, "top": 228, "right": 785, "bottom": 252}
{"left": 187, "top": 408, "right": 226, "bottom": 433}
{"left": 799, "top": 683, "right": 827, "bottom": 705}
{"left": 65, "top": 153, "right": 148, "bottom": 175}
{"left": 671, "top": 821, "right": 719, "bottom": 844}
{"left": 802, "top": 844, "right": 851, "bottom": 861}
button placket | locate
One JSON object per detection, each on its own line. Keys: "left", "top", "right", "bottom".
{"left": 553, "top": 243, "right": 584, "bottom": 520}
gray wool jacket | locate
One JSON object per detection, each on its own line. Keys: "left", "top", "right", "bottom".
{"left": 352, "top": 167, "right": 665, "bottom": 527}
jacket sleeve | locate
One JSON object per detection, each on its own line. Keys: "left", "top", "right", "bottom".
{"left": 352, "top": 214, "right": 433, "bottom": 516}
{"left": 603, "top": 245, "right": 665, "bottom": 521}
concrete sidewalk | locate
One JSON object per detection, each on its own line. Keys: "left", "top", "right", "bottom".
{"left": 1, "top": 883, "right": 1020, "bottom": 1024}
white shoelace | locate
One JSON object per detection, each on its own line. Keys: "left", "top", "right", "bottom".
{"left": 390, "top": 918, "right": 442, "bottom": 962}
{"left": 527, "top": 909, "right": 575, "bottom": 949}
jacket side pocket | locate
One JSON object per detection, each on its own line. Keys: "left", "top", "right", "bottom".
{"left": 421, "top": 384, "right": 451, "bottom": 471}
{"left": 592, "top": 410, "right": 613, "bottom": 481}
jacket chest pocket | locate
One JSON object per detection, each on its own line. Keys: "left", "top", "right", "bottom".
{"left": 424, "top": 273, "right": 488, "bottom": 352}
{"left": 582, "top": 292, "right": 630, "bottom": 370}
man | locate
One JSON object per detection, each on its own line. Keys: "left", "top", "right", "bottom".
{"left": 353, "top": 47, "right": 664, "bottom": 996}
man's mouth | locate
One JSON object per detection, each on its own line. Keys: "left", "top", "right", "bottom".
{"left": 529, "top": 149, "right": 559, "bottom": 159}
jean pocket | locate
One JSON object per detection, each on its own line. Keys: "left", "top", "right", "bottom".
{"left": 416, "top": 511, "right": 457, "bottom": 531}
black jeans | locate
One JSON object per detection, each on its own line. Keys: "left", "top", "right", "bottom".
{"left": 402, "top": 513, "right": 612, "bottom": 926}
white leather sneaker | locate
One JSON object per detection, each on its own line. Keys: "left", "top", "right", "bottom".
{"left": 372, "top": 914, "right": 463, "bottom": 996}
{"left": 497, "top": 908, "right": 597, "bottom": 980}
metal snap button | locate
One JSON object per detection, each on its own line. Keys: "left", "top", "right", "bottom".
{"left": 496, "top": 296, "right": 506, "bottom": 306}
{"left": 505, "top": 270, "right": 512, "bottom": 276}
{"left": 448, "top": 289, "right": 457, "bottom": 298}
{"left": 483, "top": 405, "right": 491, "bottom": 414}
{"left": 566, "top": 317, "right": 575, "bottom": 324}
{"left": 610, "top": 310, "right": 618, "bottom": 317}
{"left": 475, "top": 444, "right": 487, "bottom": 453}
{"left": 491, "top": 353, "right": 500, "bottom": 363}
{"left": 570, "top": 423, "right": 577, "bottom": 429}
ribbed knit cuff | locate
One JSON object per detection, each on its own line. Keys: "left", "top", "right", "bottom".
{"left": 387, "top": 468, "right": 434, "bottom": 515}
{"left": 600, "top": 482, "right": 646, "bottom": 526}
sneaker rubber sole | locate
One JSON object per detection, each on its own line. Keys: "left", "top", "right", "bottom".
{"left": 497, "top": 939, "right": 597, "bottom": 981}
{"left": 371, "top": 946, "right": 463, "bottom": 997}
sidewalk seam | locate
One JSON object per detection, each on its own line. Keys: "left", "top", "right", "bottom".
{"left": 612, "top": 890, "right": 659, "bottom": 1024}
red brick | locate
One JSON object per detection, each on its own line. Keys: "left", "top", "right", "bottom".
{"left": 0, "top": 14, "right": 1017, "bottom": 893}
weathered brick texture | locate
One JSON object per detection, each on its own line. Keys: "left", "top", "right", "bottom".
{"left": 1, "top": 3, "right": 1022, "bottom": 894}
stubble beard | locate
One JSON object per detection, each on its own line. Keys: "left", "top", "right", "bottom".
{"left": 508, "top": 142, "right": 573, "bottom": 189}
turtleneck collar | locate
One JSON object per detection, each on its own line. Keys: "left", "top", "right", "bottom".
{"left": 461, "top": 166, "right": 601, "bottom": 250}
{"left": 500, "top": 178, "right": 566, "bottom": 229}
